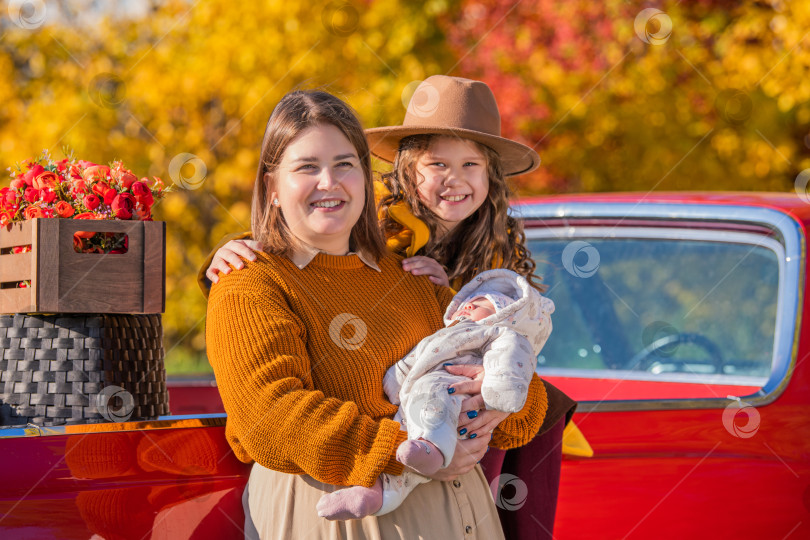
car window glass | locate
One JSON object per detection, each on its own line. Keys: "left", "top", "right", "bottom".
{"left": 529, "top": 229, "right": 781, "bottom": 401}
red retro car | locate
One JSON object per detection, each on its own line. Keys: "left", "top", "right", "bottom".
{"left": 1, "top": 192, "right": 809, "bottom": 539}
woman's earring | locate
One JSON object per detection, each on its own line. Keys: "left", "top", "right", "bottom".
{"left": 273, "top": 198, "right": 279, "bottom": 206}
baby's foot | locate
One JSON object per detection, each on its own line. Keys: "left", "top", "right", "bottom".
{"left": 316, "top": 477, "right": 383, "bottom": 520}
{"left": 396, "top": 438, "right": 443, "bottom": 475}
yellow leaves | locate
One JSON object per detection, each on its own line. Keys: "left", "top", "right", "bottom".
{"left": 711, "top": 129, "right": 741, "bottom": 159}
{"left": 777, "top": 94, "right": 795, "bottom": 113}
{"left": 3, "top": 0, "right": 807, "bottom": 371}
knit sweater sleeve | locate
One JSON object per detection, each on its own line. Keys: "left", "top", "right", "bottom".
{"left": 206, "top": 272, "right": 406, "bottom": 488}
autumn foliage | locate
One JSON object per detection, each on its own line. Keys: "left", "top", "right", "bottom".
{"left": 1, "top": 0, "right": 807, "bottom": 370}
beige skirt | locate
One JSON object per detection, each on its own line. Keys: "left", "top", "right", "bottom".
{"left": 243, "top": 463, "right": 505, "bottom": 540}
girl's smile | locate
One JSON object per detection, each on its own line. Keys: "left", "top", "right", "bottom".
{"left": 414, "top": 136, "right": 489, "bottom": 232}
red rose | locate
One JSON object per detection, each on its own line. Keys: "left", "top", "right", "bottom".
{"left": 71, "top": 180, "right": 88, "bottom": 195}
{"left": 74, "top": 212, "right": 100, "bottom": 219}
{"left": 1, "top": 188, "right": 17, "bottom": 206}
{"left": 40, "top": 189, "right": 56, "bottom": 204}
{"left": 91, "top": 181, "right": 110, "bottom": 198}
{"left": 55, "top": 201, "right": 75, "bottom": 218}
{"left": 0, "top": 211, "right": 13, "bottom": 227}
{"left": 134, "top": 203, "right": 152, "bottom": 221}
{"left": 83, "top": 194, "right": 100, "bottom": 210}
{"left": 33, "top": 171, "right": 58, "bottom": 190}
{"left": 131, "top": 181, "right": 153, "bottom": 202}
{"left": 82, "top": 165, "right": 110, "bottom": 182}
{"left": 24, "top": 206, "right": 43, "bottom": 220}
{"left": 24, "top": 187, "right": 40, "bottom": 203}
{"left": 120, "top": 172, "right": 137, "bottom": 189}
{"left": 22, "top": 164, "right": 44, "bottom": 186}
{"left": 10, "top": 177, "right": 26, "bottom": 189}
{"left": 57, "top": 159, "right": 69, "bottom": 172}
{"left": 111, "top": 193, "right": 135, "bottom": 219}
{"left": 91, "top": 182, "right": 117, "bottom": 205}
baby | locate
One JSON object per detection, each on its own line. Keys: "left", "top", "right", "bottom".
{"left": 317, "top": 269, "right": 554, "bottom": 520}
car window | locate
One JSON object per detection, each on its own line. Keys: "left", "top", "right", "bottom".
{"left": 528, "top": 227, "right": 782, "bottom": 401}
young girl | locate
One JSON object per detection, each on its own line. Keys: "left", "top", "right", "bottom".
{"left": 202, "top": 76, "right": 585, "bottom": 539}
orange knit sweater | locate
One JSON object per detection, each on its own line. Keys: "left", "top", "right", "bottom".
{"left": 206, "top": 250, "right": 548, "bottom": 488}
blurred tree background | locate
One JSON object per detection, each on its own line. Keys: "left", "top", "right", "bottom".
{"left": 1, "top": 0, "right": 807, "bottom": 372}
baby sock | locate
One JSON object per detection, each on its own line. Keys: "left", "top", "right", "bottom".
{"left": 396, "top": 438, "right": 443, "bottom": 476}
{"left": 316, "top": 477, "right": 383, "bottom": 520}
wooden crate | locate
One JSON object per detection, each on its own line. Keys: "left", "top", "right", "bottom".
{"left": 0, "top": 219, "right": 165, "bottom": 314}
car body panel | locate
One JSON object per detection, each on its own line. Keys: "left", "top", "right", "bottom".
{"left": 515, "top": 193, "right": 810, "bottom": 539}
{"left": 0, "top": 417, "right": 248, "bottom": 539}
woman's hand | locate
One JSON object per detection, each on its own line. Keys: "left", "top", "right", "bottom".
{"left": 446, "top": 364, "right": 511, "bottom": 439}
{"left": 206, "top": 239, "right": 263, "bottom": 284}
{"left": 401, "top": 256, "right": 450, "bottom": 287}
{"left": 422, "top": 433, "right": 491, "bottom": 481}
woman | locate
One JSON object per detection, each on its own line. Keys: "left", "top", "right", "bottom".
{"left": 204, "top": 77, "right": 582, "bottom": 539}
{"left": 205, "top": 89, "right": 548, "bottom": 539}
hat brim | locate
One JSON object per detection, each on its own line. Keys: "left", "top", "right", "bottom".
{"left": 365, "top": 125, "right": 541, "bottom": 177}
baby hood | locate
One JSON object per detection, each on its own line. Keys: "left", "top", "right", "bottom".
{"left": 444, "top": 269, "right": 555, "bottom": 357}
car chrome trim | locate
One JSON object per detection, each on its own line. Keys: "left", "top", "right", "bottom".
{"left": 517, "top": 201, "right": 805, "bottom": 412}
{"left": 538, "top": 367, "right": 768, "bottom": 387}
{"left": 0, "top": 414, "right": 227, "bottom": 438}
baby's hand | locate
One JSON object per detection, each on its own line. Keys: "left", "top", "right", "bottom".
{"left": 206, "top": 239, "right": 263, "bottom": 284}
{"left": 401, "top": 256, "right": 449, "bottom": 287}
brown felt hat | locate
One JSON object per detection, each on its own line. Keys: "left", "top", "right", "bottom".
{"left": 366, "top": 75, "right": 541, "bottom": 176}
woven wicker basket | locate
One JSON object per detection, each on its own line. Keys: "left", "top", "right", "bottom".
{"left": 0, "top": 313, "right": 169, "bottom": 426}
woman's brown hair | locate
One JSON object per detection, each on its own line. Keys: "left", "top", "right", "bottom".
{"left": 251, "top": 90, "right": 386, "bottom": 260}
{"left": 378, "top": 134, "right": 544, "bottom": 291}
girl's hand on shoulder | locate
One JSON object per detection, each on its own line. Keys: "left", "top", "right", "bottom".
{"left": 206, "top": 239, "right": 263, "bottom": 284}
{"left": 446, "top": 364, "right": 510, "bottom": 438}
{"left": 401, "top": 256, "right": 449, "bottom": 287}
{"left": 422, "top": 433, "right": 491, "bottom": 482}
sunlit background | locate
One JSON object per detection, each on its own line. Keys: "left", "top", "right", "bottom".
{"left": 2, "top": 0, "right": 808, "bottom": 373}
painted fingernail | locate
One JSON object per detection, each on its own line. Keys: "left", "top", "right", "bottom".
{"left": 469, "top": 433, "right": 477, "bottom": 439}
{"left": 443, "top": 363, "right": 453, "bottom": 367}
{"left": 447, "top": 387, "right": 455, "bottom": 394}
{"left": 459, "top": 428, "right": 467, "bottom": 435}
{"left": 467, "top": 410, "right": 478, "bottom": 419}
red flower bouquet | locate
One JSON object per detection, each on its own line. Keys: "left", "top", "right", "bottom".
{"left": 2, "top": 151, "right": 167, "bottom": 255}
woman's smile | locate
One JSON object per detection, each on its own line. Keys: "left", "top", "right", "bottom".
{"left": 271, "top": 123, "right": 365, "bottom": 254}
{"left": 310, "top": 198, "right": 346, "bottom": 210}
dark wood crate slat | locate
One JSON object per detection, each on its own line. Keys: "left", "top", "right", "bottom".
{"left": 142, "top": 221, "right": 166, "bottom": 313}
{"left": 35, "top": 218, "right": 59, "bottom": 313}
